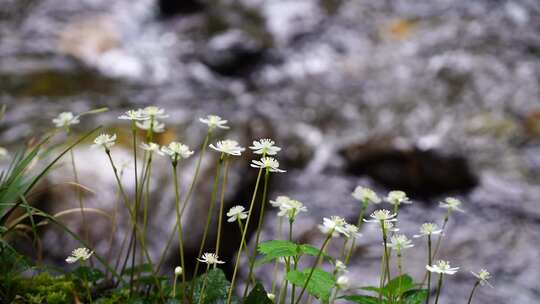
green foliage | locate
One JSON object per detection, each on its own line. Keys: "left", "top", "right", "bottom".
{"left": 257, "top": 240, "right": 333, "bottom": 267}
{"left": 348, "top": 275, "right": 427, "bottom": 304}
{"left": 245, "top": 282, "right": 273, "bottom": 304}
{"left": 192, "top": 268, "right": 232, "bottom": 304}
{"left": 7, "top": 273, "right": 76, "bottom": 304}
{"left": 286, "top": 268, "right": 336, "bottom": 301}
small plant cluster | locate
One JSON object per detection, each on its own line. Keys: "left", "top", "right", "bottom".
{"left": 0, "top": 106, "right": 492, "bottom": 303}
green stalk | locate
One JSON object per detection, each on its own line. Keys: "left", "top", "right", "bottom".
{"left": 271, "top": 216, "right": 284, "bottom": 295}
{"left": 104, "top": 149, "right": 164, "bottom": 300}
{"left": 191, "top": 156, "right": 223, "bottom": 298}
{"left": 242, "top": 169, "right": 270, "bottom": 298}
{"left": 345, "top": 200, "right": 368, "bottom": 265}
{"left": 466, "top": 281, "right": 480, "bottom": 304}
{"left": 227, "top": 167, "right": 264, "bottom": 304}
{"left": 198, "top": 264, "right": 211, "bottom": 304}
{"left": 434, "top": 274, "right": 444, "bottom": 304}
{"left": 425, "top": 235, "right": 432, "bottom": 304}
{"left": 294, "top": 231, "right": 334, "bottom": 304}
{"left": 69, "top": 148, "right": 91, "bottom": 259}
{"left": 214, "top": 155, "right": 230, "bottom": 259}
{"left": 422, "top": 212, "right": 450, "bottom": 285}
{"left": 155, "top": 131, "right": 211, "bottom": 273}
{"left": 289, "top": 220, "right": 296, "bottom": 304}
{"left": 172, "top": 161, "right": 187, "bottom": 303}
{"left": 397, "top": 251, "right": 403, "bottom": 303}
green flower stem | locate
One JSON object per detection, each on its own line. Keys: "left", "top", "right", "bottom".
{"left": 191, "top": 156, "right": 223, "bottom": 298}
{"left": 422, "top": 212, "right": 451, "bottom": 285}
{"left": 294, "top": 231, "right": 334, "bottom": 304}
{"left": 104, "top": 149, "right": 164, "bottom": 300}
{"left": 397, "top": 251, "right": 403, "bottom": 303}
{"left": 172, "top": 273, "right": 178, "bottom": 298}
{"left": 288, "top": 219, "right": 296, "bottom": 304}
{"left": 434, "top": 274, "right": 444, "bottom": 304}
{"left": 198, "top": 264, "right": 211, "bottom": 304}
{"left": 466, "top": 281, "right": 480, "bottom": 304}
{"left": 155, "top": 131, "right": 212, "bottom": 273}
{"left": 271, "top": 217, "right": 284, "bottom": 295}
{"left": 393, "top": 203, "right": 400, "bottom": 218}
{"left": 69, "top": 148, "right": 91, "bottom": 264}
{"left": 227, "top": 167, "right": 265, "bottom": 304}
{"left": 378, "top": 252, "right": 386, "bottom": 304}
{"left": 142, "top": 153, "right": 154, "bottom": 241}
{"left": 378, "top": 220, "right": 392, "bottom": 304}
{"left": 345, "top": 200, "right": 368, "bottom": 265}
{"left": 425, "top": 235, "right": 432, "bottom": 304}
{"left": 172, "top": 162, "right": 187, "bottom": 303}
{"left": 237, "top": 219, "right": 251, "bottom": 262}
{"left": 215, "top": 155, "right": 230, "bottom": 260}
{"left": 277, "top": 271, "right": 288, "bottom": 304}
{"left": 83, "top": 260, "right": 93, "bottom": 303}
{"left": 337, "top": 238, "right": 349, "bottom": 264}
{"left": 242, "top": 169, "right": 271, "bottom": 299}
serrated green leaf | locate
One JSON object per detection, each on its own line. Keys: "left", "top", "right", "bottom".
{"left": 258, "top": 240, "right": 298, "bottom": 259}
{"left": 403, "top": 289, "right": 428, "bottom": 304}
{"left": 286, "top": 268, "right": 336, "bottom": 301}
{"left": 382, "top": 274, "right": 414, "bottom": 297}
{"left": 299, "top": 244, "right": 333, "bottom": 261}
{"left": 245, "top": 282, "right": 273, "bottom": 304}
{"left": 340, "top": 295, "right": 383, "bottom": 304}
{"left": 192, "top": 268, "right": 231, "bottom": 304}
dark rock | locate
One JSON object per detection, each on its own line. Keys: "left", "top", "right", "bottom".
{"left": 340, "top": 138, "right": 478, "bottom": 198}
{"left": 201, "top": 29, "right": 267, "bottom": 77}
{"left": 158, "top": 0, "right": 205, "bottom": 17}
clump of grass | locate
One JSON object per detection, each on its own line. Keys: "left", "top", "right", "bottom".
{"left": 0, "top": 106, "right": 493, "bottom": 304}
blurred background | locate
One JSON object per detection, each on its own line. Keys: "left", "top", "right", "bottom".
{"left": 1, "top": 0, "right": 540, "bottom": 303}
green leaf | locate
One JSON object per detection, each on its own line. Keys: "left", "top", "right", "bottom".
{"left": 359, "top": 286, "right": 382, "bottom": 294}
{"left": 245, "top": 282, "right": 273, "bottom": 304}
{"left": 258, "top": 240, "right": 298, "bottom": 259}
{"left": 192, "top": 268, "right": 231, "bottom": 304}
{"left": 340, "top": 295, "right": 382, "bottom": 304}
{"left": 299, "top": 244, "right": 333, "bottom": 261}
{"left": 286, "top": 268, "right": 336, "bottom": 301}
{"left": 402, "top": 289, "right": 428, "bottom": 304}
{"left": 71, "top": 266, "right": 104, "bottom": 283}
{"left": 382, "top": 274, "right": 414, "bottom": 297}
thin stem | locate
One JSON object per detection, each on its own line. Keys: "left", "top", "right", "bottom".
{"left": 70, "top": 149, "right": 90, "bottom": 257}
{"left": 172, "top": 274, "right": 178, "bottom": 298}
{"left": 397, "top": 252, "right": 403, "bottom": 303}
{"left": 289, "top": 220, "right": 295, "bottom": 304}
{"left": 426, "top": 235, "right": 432, "bottom": 304}
{"left": 434, "top": 274, "right": 444, "bottom": 304}
{"left": 422, "top": 213, "right": 450, "bottom": 285}
{"left": 215, "top": 156, "right": 230, "bottom": 260}
{"left": 191, "top": 156, "right": 223, "bottom": 298}
{"left": 294, "top": 232, "right": 333, "bottom": 304}
{"left": 271, "top": 217, "right": 284, "bottom": 295}
{"left": 198, "top": 264, "right": 211, "bottom": 304}
{"left": 155, "top": 131, "right": 212, "bottom": 273}
{"left": 243, "top": 169, "right": 270, "bottom": 298}
{"left": 227, "top": 167, "right": 264, "bottom": 304}
{"left": 466, "top": 281, "right": 480, "bottom": 304}
{"left": 172, "top": 163, "right": 187, "bottom": 304}
{"left": 345, "top": 200, "right": 368, "bottom": 265}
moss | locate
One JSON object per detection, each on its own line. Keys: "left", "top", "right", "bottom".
{"left": 10, "top": 273, "right": 76, "bottom": 304}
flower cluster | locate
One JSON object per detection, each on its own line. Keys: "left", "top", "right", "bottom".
{"left": 227, "top": 206, "right": 248, "bottom": 222}
{"left": 53, "top": 112, "right": 80, "bottom": 129}
{"left": 270, "top": 196, "right": 307, "bottom": 221}
{"left": 352, "top": 186, "right": 381, "bottom": 204}
{"left": 197, "top": 253, "right": 225, "bottom": 265}
{"left": 66, "top": 247, "right": 93, "bottom": 264}
{"left": 426, "top": 260, "right": 459, "bottom": 275}
{"left": 209, "top": 140, "right": 245, "bottom": 156}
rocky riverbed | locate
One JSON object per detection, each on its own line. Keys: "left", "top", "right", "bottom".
{"left": 2, "top": 0, "right": 540, "bottom": 303}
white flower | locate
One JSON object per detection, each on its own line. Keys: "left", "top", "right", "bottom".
{"left": 249, "top": 139, "right": 281, "bottom": 155}
{"left": 199, "top": 115, "right": 229, "bottom": 130}
{"left": 270, "top": 196, "right": 291, "bottom": 208}
{"left": 386, "top": 190, "right": 411, "bottom": 205}
{"left": 227, "top": 205, "right": 248, "bottom": 222}
{"left": 92, "top": 133, "right": 116, "bottom": 150}
{"left": 0, "top": 147, "right": 9, "bottom": 160}
{"left": 140, "top": 142, "right": 163, "bottom": 155}
{"left": 352, "top": 186, "right": 381, "bottom": 204}
{"left": 414, "top": 223, "right": 443, "bottom": 238}
{"left": 197, "top": 253, "right": 225, "bottom": 265}
{"left": 118, "top": 109, "right": 148, "bottom": 121}
{"left": 250, "top": 157, "right": 285, "bottom": 173}
{"left": 344, "top": 224, "right": 361, "bottom": 240}
{"left": 53, "top": 112, "right": 80, "bottom": 128}
{"left": 209, "top": 140, "right": 245, "bottom": 156}
{"left": 267, "top": 293, "right": 275, "bottom": 300}
{"left": 471, "top": 269, "right": 493, "bottom": 287}
{"left": 66, "top": 247, "right": 93, "bottom": 264}
{"left": 142, "top": 106, "right": 168, "bottom": 119}
{"left": 335, "top": 260, "right": 347, "bottom": 274}
{"left": 426, "top": 260, "right": 459, "bottom": 275}
{"left": 386, "top": 234, "right": 414, "bottom": 252}
{"left": 440, "top": 197, "right": 465, "bottom": 213}
{"left": 336, "top": 275, "right": 350, "bottom": 290}
{"left": 364, "top": 209, "right": 397, "bottom": 223}
{"left": 318, "top": 216, "right": 348, "bottom": 237}
{"left": 272, "top": 197, "right": 307, "bottom": 221}
{"left": 382, "top": 221, "right": 399, "bottom": 233}
{"left": 175, "top": 266, "right": 183, "bottom": 276}
{"left": 161, "top": 142, "right": 194, "bottom": 162}
{"left": 136, "top": 120, "right": 165, "bottom": 133}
